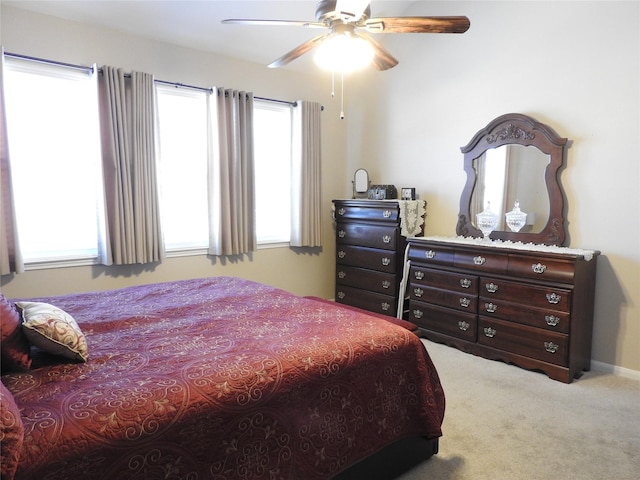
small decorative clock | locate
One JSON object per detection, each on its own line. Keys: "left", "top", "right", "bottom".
{"left": 401, "top": 188, "right": 416, "bottom": 200}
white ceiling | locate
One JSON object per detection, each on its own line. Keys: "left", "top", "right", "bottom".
{"left": 4, "top": 1, "right": 427, "bottom": 70}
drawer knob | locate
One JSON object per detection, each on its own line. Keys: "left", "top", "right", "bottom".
{"left": 458, "top": 321, "right": 470, "bottom": 332}
{"left": 382, "top": 257, "right": 391, "bottom": 266}
{"left": 414, "top": 287, "right": 424, "bottom": 297}
{"left": 483, "top": 327, "right": 496, "bottom": 338}
{"left": 382, "top": 235, "right": 391, "bottom": 244}
{"left": 337, "top": 207, "right": 346, "bottom": 216}
{"left": 338, "top": 250, "right": 346, "bottom": 259}
{"left": 337, "top": 291, "right": 345, "bottom": 299}
{"left": 459, "top": 297, "right": 471, "bottom": 308}
{"left": 460, "top": 278, "right": 472, "bottom": 289}
{"left": 544, "top": 341, "right": 559, "bottom": 353}
{"left": 546, "top": 292, "right": 561, "bottom": 304}
{"left": 381, "top": 302, "right": 390, "bottom": 311}
{"left": 485, "top": 282, "right": 498, "bottom": 293}
{"left": 414, "top": 271, "right": 424, "bottom": 280}
{"left": 545, "top": 315, "right": 560, "bottom": 327}
{"left": 381, "top": 280, "right": 391, "bottom": 289}
{"left": 338, "top": 230, "right": 346, "bottom": 238}
{"left": 338, "top": 270, "right": 346, "bottom": 279}
{"left": 425, "top": 250, "right": 436, "bottom": 259}
{"left": 413, "top": 309, "right": 424, "bottom": 319}
{"left": 383, "top": 210, "right": 392, "bottom": 218}
{"left": 473, "top": 256, "right": 486, "bottom": 265}
{"left": 532, "top": 263, "right": 547, "bottom": 274}
{"left": 485, "top": 302, "right": 498, "bottom": 313}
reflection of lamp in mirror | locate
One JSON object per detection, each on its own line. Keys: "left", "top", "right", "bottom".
{"left": 505, "top": 201, "right": 528, "bottom": 232}
{"left": 476, "top": 202, "right": 499, "bottom": 240}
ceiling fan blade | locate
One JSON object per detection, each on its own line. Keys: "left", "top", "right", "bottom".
{"left": 222, "top": 19, "right": 327, "bottom": 29}
{"left": 268, "top": 34, "right": 331, "bottom": 68}
{"left": 358, "top": 33, "right": 398, "bottom": 71}
{"left": 363, "top": 16, "right": 470, "bottom": 34}
{"left": 335, "top": 0, "right": 371, "bottom": 21}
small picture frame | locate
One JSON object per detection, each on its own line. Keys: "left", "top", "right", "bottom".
{"left": 401, "top": 188, "right": 416, "bottom": 200}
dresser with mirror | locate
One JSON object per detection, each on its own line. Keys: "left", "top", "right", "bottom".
{"left": 406, "top": 113, "right": 599, "bottom": 382}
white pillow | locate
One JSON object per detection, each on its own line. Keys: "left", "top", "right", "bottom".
{"left": 16, "top": 302, "right": 88, "bottom": 362}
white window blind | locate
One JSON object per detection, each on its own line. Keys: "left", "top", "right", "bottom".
{"left": 3, "top": 57, "right": 103, "bottom": 264}
{"left": 253, "top": 100, "right": 293, "bottom": 245}
{"left": 155, "top": 85, "right": 210, "bottom": 251}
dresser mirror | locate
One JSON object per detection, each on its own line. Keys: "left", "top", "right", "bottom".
{"left": 457, "top": 113, "right": 569, "bottom": 246}
{"left": 352, "top": 168, "right": 370, "bottom": 198}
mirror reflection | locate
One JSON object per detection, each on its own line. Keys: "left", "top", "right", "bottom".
{"left": 458, "top": 113, "right": 569, "bottom": 246}
{"left": 471, "top": 145, "right": 550, "bottom": 233}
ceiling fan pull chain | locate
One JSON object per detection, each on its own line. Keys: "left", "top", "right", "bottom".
{"left": 331, "top": 71, "right": 335, "bottom": 98}
{"left": 340, "top": 72, "right": 345, "bottom": 120}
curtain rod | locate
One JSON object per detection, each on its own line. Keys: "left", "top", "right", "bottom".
{"left": 4, "top": 51, "right": 93, "bottom": 73}
{"left": 155, "top": 79, "right": 212, "bottom": 94}
{"left": 254, "top": 97, "right": 324, "bottom": 111}
{"left": 4, "top": 51, "right": 315, "bottom": 108}
{"left": 255, "top": 96, "right": 297, "bottom": 107}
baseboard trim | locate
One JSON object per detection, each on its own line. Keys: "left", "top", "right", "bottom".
{"left": 591, "top": 360, "right": 640, "bottom": 381}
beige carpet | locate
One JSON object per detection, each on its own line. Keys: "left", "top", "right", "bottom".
{"left": 335, "top": 339, "right": 640, "bottom": 480}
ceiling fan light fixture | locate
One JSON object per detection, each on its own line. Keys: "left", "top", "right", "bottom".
{"left": 314, "top": 33, "right": 374, "bottom": 73}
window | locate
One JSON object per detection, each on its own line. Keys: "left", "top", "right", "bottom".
{"left": 4, "top": 54, "right": 297, "bottom": 264}
{"left": 155, "top": 85, "right": 210, "bottom": 251}
{"left": 3, "top": 58, "right": 103, "bottom": 264}
{"left": 253, "top": 100, "right": 293, "bottom": 244}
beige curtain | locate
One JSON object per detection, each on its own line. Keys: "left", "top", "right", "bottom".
{"left": 98, "top": 66, "right": 163, "bottom": 265}
{"left": 208, "top": 88, "right": 256, "bottom": 256}
{"left": 0, "top": 49, "right": 24, "bottom": 274}
{"left": 290, "top": 100, "right": 322, "bottom": 247}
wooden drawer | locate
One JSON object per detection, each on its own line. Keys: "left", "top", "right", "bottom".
{"left": 405, "top": 236, "right": 598, "bottom": 382}
{"left": 335, "top": 285, "right": 396, "bottom": 316}
{"left": 336, "top": 265, "right": 398, "bottom": 296}
{"left": 411, "top": 285, "right": 478, "bottom": 313}
{"left": 334, "top": 204, "right": 399, "bottom": 223}
{"left": 336, "top": 223, "right": 398, "bottom": 250}
{"left": 411, "top": 266, "right": 478, "bottom": 295}
{"left": 478, "top": 298, "right": 570, "bottom": 333}
{"left": 453, "top": 250, "right": 508, "bottom": 274}
{"left": 408, "top": 243, "right": 454, "bottom": 267}
{"left": 409, "top": 302, "right": 477, "bottom": 342}
{"left": 478, "top": 317, "right": 568, "bottom": 366}
{"left": 508, "top": 254, "right": 576, "bottom": 283}
{"left": 336, "top": 245, "right": 396, "bottom": 273}
{"left": 480, "top": 277, "right": 571, "bottom": 312}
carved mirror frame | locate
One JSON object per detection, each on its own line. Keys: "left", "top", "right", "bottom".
{"left": 457, "top": 113, "right": 569, "bottom": 246}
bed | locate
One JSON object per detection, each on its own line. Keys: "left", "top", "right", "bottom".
{"left": 1, "top": 276, "right": 445, "bottom": 480}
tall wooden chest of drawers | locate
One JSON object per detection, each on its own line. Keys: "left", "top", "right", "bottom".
{"left": 333, "top": 199, "right": 425, "bottom": 317}
{"left": 405, "top": 237, "right": 599, "bottom": 383}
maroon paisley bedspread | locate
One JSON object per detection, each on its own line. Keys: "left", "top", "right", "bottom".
{"left": 3, "top": 277, "right": 444, "bottom": 480}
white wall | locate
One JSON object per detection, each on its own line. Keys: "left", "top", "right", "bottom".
{"left": 0, "top": 5, "right": 346, "bottom": 300}
{"left": 345, "top": 1, "right": 640, "bottom": 374}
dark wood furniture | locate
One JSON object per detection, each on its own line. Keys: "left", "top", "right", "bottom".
{"left": 457, "top": 113, "right": 569, "bottom": 246}
{"left": 333, "top": 199, "right": 423, "bottom": 317}
{"left": 406, "top": 237, "right": 599, "bottom": 383}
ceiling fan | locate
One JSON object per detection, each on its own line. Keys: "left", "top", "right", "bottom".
{"left": 222, "top": 0, "right": 470, "bottom": 71}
